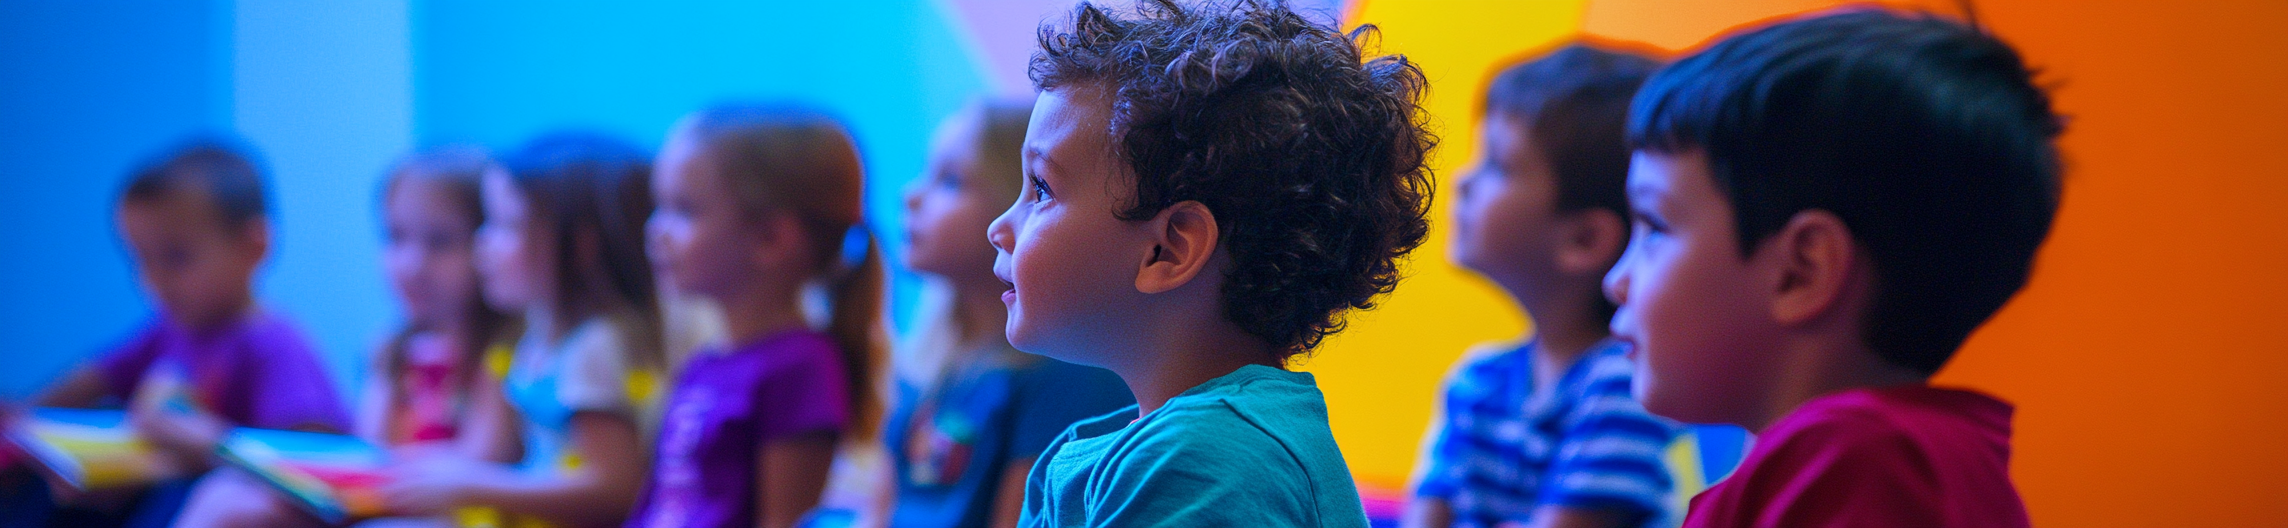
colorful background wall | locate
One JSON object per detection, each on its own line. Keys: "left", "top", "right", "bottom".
{"left": 4, "top": 1, "right": 2283, "bottom": 526}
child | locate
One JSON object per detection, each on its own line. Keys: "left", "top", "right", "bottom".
{"left": 1603, "top": 9, "right": 2060, "bottom": 527}
{"left": 30, "top": 139, "right": 351, "bottom": 526}
{"left": 629, "top": 104, "right": 883, "bottom": 528}
{"left": 998, "top": 1, "right": 1434, "bottom": 526}
{"left": 1406, "top": 44, "right": 1678, "bottom": 528}
{"left": 173, "top": 148, "right": 525, "bottom": 528}
{"left": 380, "top": 133, "right": 662, "bottom": 527}
{"left": 358, "top": 147, "right": 521, "bottom": 461}
{"left": 883, "top": 100, "right": 1131, "bottom": 528}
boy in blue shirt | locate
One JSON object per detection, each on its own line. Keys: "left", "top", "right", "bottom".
{"left": 1407, "top": 43, "right": 1680, "bottom": 528}
{"left": 986, "top": 0, "right": 1435, "bottom": 526}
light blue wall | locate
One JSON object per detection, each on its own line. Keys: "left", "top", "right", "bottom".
{"left": 0, "top": 1, "right": 234, "bottom": 399}
{"left": 1, "top": 1, "right": 988, "bottom": 399}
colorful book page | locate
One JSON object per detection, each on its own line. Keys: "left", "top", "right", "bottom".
{"left": 2, "top": 407, "right": 178, "bottom": 490}
{"left": 215, "top": 427, "right": 392, "bottom": 523}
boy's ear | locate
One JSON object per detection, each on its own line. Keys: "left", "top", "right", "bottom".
{"left": 1765, "top": 209, "right": 1861, "bottom": 326}
{"left": 1555, "top": 208, "right": 1628, "bottom": 275}
{"left": 1135, "top": 200, "right": 1220, "bottom": 295}
{"left": 234, "top": 219, "right": 272, "bottom": 266}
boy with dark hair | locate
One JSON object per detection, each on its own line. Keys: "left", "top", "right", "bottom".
{"left": 1603, "top": 9, "right": 2061, "bottom": 527}
{"left": 987, "top": 0, "right": 1434, "bottom": 526}
{"left": 1407, "top": 43, "right": 1678, "bottom": 528}
{"left": 32, "top": 139, "right": 349, "bottom": 526}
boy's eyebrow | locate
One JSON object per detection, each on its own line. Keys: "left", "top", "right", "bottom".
{"left": 1024, "top": 145, "right": 1063, "bottom": 178}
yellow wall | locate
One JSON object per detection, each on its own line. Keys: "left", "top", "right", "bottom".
{"left": 1296, "top": 0, "right": 1587, "bottom": 494}
{"left": 1311, "top": 1, "right": 2288, "bottom": 525}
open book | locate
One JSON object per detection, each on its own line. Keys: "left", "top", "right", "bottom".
{"left": 214, "top": 427, "right": 392, "bottom": 523}
{"left": 2, "top": 407, "right": 182, "bottom": 490}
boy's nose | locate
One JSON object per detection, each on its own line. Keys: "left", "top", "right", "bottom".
{"left": 1602, "top": 259, "right": 1632, "bottom": 306}
{"left": 987, "top": 210, "right": 1015, "bottom": 254}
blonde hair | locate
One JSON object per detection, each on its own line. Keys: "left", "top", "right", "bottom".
{"left": 895, "top": 98, "right": 1036, "bottom": 392}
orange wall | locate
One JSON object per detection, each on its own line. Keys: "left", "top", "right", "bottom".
{"left": 1317, "top": 1, "right": 2288, "bottom": 525}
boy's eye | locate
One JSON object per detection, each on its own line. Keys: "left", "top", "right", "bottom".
{"left": 1029, "top": 175, "right": 1053, "bottom": 202}
{"left": 938, "top": 170, "right": 963, "bottom": 189}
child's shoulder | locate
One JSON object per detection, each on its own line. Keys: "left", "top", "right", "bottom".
{"left": 1752, "top": 385, "right": 2015, "bottom": 476}
{"left": 1122, "top": 365, "right": 1337, "bottom": 464}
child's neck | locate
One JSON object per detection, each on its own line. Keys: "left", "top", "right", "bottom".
{"left": 1525, "top": 317, "right": 1610, "bottom": 392}
{"left": 715, "top": 280, "right": 809, "bottom": 348}
{"left": 1748, "top": 337, "right": 1930, "bottom": 431}
{"left": 1509, "top": 283, "right": 1610, "bottom": 382}
{"left": 1117, "top": 319, "right": 1279, "bottom": 418}
{"left": 181, "top": 294, "right": 259, "bottom": 336}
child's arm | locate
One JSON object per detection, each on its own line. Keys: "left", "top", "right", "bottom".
{"left": 453, "top": 368, "right": 521, "bottom": 463}
{"left": 32, "top": 366, "right": 111, "bottom": 408}
{"left": 385, "top": 411, "right": 644, "bottom": 525}
{"left": 353, "top": 360, "right": 392, "bottom": 444}
{"left": 987, "top": 458, "right": 1033, "bottom": 528}
{"left": 756, "top": 431, "right": 838, "bottom": 528}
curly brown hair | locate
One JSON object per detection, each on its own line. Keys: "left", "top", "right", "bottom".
{"left": 1031, "top": 0, "right": 1435, "bottom": 359}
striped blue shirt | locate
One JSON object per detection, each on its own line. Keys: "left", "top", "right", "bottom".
{"left": 1412, "top": 339, "right": 1680, "bottom": 528}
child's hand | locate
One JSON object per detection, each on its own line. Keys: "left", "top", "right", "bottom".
{"left": 128, "top": 406, "right": 226, "bottom": 468}
{"left": 380, "top": 455, "right": 501, "bottom": 515}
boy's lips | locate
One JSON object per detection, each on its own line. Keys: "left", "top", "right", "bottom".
{"left": 994, "top": 265, "right": 1015, "bottom": 303}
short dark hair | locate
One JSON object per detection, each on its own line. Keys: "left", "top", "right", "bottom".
{"left": 121, "top": 138, "right": 272, "bottom": 231}
{"left": 1486, "top": 42, "right": 1660, "bottom": 220}
{"left": 1032, "top": 0, "right": 1435, "bottom": 359}
{"left": 1629, "top": 9, "right": 2064, "bottom": 374}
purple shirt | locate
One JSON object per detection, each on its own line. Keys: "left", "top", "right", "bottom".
{"left": 96, "top": 310, "right": 350, "bottom": 432}
{"left": 627, "top": 329, "right": 851, "bottom": 528}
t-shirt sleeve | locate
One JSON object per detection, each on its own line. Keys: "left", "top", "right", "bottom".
{"left": 1539, "top": 353, "right": 1678, "bottom": 519}
{"left": 555, "top": 322, "right": 635, "bottom": 415}
{"left": 1008, "top": 362, "right": 1131, "bottom": 457}
{"left": 94, "top": 322, "right": 167, "bottom": 402}
{"left": 753, "top": 338, "right": 850, "bottom": 440}
{"left": 241, "top": 327, "right": 352, "bottom": 432}
{"left": 1740, "top": 414, "right": 1946, "bottom": 528}
{"left": 1082, "top": 405, "right": 1318, "bottom": 528}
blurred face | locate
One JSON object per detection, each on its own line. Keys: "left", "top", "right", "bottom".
{"left": 648, "top": 132, "right": 760, "bottom": 299}
{"left": 1451, "top": 112, "right": 1566, "bottom": 292}
{"left": 383, "top": 178, "right": 480, "bottom": 332}
{"left": 116, "top": 190, "right": 265, "bottom": 331}
{"left": 1603, "top": 150, "right": 1780, "bottom": 427}
{"left": 904, "top": 110, "right": 1009, "bottom": 283}
{"left": 987, "top": 86, "right": 1155, "bottom": 365}
{"left": 475, "top": 169, "right": 549, "bottom": 313}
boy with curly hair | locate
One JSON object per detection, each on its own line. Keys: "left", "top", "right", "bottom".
{"left": 1604, "top": 9, "right": 2059, "bottom": 527}
{"left": 986, "top": 0, "right": 1433, "bottom": 526}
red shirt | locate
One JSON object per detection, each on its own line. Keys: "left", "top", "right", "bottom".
{"left": 1682, "top": 385, "right": 2029, "bottom": 528}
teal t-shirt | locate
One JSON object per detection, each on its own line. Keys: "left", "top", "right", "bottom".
{"left": 1018, "top": 365, "right": 1369, "bottom": 528}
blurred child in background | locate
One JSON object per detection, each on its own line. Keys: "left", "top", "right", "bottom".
{"left": 380, "top": 133, "right": 662, "bottom": 528}
{"left": 1405, "top": 43, "right": 1679, "bottom": 528}
{"left": 173, "top": 148, "right": 526, "bottom": 528}
{"left": 881, "top": 100, "right": 1129, "bottom": 528}
{"left": 633, "top": 104, "right": 883, "bottom": 528}
{"left": 1606, "top": 9, "right": 2058, "bottom": 527}
{"left": 357, "top": 147, "right": 523, "bottom": 465}
{"left": 22, "top": 140, "right": 351, "bottom": 528}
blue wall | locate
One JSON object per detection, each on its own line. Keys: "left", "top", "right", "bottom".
{"left": 0, "top": 1, "right": 234, "bottom": 398}
{"left": 1, "top": 0, "right": 988, "bottom": 399}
